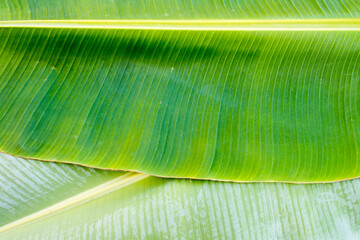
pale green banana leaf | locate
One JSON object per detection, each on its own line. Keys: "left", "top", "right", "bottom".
{"left": 0, "top": 0, "right": 360, "bottom": 182}
{"left": 0, "top": 152, "right": 360, "bottom": 239}
{"left": 0, "top": 153, "right": 123, "bottom": 227}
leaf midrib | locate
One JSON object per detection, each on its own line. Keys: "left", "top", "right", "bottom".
{"left": 0, "top": 19, "right": 360, "bottom": 30}
{"left": 0, "top": 172, "right": 149, "bottom": 234}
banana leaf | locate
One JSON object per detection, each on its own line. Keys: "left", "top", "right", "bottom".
{"left": 0, "top": 0, "right": 359, "bottom": 182}
{"left": 1, "top": 152, "right": 360, "bottom": 239}
{"left": 1, "top": 1, "right": 360, "bottom": 238}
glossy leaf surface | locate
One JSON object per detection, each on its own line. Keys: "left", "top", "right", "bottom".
{"left": 0, "top": 0, "right": 359, "bottom": 182}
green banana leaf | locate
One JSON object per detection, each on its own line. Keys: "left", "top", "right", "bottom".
{"left": 1, "top": 152, "right": 360, "bottom": 239}
{"left": 1, "top": 1, "right": 360, "bottom": 238}
{"left": 0, "top": 0, "right": 359, "bottom": 182}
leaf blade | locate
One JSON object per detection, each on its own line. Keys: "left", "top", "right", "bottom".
{"left": 0, "top": 0, "right": 360, "bottom": 182}
{"left": 0, "top": 27, "right": 359, "bottom": 182}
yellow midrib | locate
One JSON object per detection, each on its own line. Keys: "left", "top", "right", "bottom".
{"left": 0, "top": 172, "right": 149, "bottom": 233}
{"left": 0, "top": 19, "right": 360, "bottom": 30}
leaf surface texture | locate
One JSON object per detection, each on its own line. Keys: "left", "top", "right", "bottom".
{"left": 0, "top": 0, "right": 359, "bottom": 182}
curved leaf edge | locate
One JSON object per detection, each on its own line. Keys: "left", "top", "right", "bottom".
{"left": 2, "top": 150, "right": 358, "bottom": 184}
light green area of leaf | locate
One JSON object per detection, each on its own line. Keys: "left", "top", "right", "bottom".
{"left": 0, "top": 0, "right": 359, "bottom": 182}
{"left": 0, "top": 153, "right": 123, "bottom": 227}
{"left": 1, "top": 153, "right": 360, "bottom": 239}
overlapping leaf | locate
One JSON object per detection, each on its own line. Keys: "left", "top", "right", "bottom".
{"left": 0, "top": 153, "right": 359, "bottom": 239}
